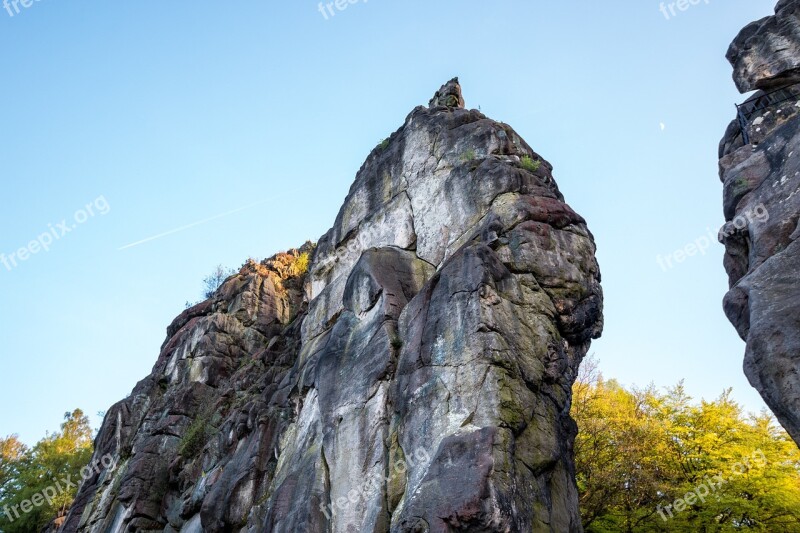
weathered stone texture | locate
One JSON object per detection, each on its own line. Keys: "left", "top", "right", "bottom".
{"left": 720, "top": 0, "right": 800, "bottom": 447}
{"left": 59, "top": 79, "right": 603, "bottom": 532}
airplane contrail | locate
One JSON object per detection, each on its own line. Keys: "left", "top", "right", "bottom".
{"left": 117, "top": 197, "right": 278, "bottom": 251}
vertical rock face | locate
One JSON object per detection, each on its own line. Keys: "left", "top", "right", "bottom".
{"left": 60, "top": 79, "right": 603, "bottom": 532}
{"left": 720, "top": 1, "right": 800, "bottom": 447}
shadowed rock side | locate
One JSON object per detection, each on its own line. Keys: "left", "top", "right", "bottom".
{"left": 58, "top": 79, "right": 603, "bottom": 532}
{"left": 720, "top": 0, "right": 800, "bottom": 447}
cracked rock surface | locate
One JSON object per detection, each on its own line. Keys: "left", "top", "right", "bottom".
{"left": 58, "top": 79, "right": 603, "bottom": 532}
{"left": 720, "top": 1, "right": 800, "bottom": 447}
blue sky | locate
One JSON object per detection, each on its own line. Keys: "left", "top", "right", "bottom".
{"left": 0, "top": 0, "right": 778, "bottom": 444}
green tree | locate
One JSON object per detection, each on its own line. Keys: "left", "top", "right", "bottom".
{"left": 573, "top": 358, "right": 800, "bottom": 532}
{"left": 0, "top": 436, "right": 28, "bottom": 504}
{"left": 573, "top": 359, "right": 672, "bottom": 532}
{"left": 0, "top": 410, "right": 94, "bottom": 533}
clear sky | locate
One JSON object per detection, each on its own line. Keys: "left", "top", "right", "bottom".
{"left": 0, "top": 0, "right": 779, "bottom": 444}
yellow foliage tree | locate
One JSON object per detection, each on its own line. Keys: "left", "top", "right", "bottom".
{"left": 572, "top": 357, "right": 800, "bottom": 532}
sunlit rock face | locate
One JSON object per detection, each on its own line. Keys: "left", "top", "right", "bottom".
{"left": 58, "top": 79, "right": 603, "bottom": 533}
{"left": 719, "top": 0, "right": 800, "bottom": 447}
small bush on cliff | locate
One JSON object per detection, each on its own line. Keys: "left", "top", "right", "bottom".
{"left": 390, "top": 333, "right": 403, "bottom": 349}
{"left": 179, "top": 404, "right": 216, "bottom": 459}
{"left": 202, "top": 265, "right": 235, "bottom": 299}
{"left": 291, "top": 252, "right": 310, "bottom": 277}
{"left": 520, "top": 155, "right": 541, "bottom": 173}
{"left": 460, "top": 149, "right": 477, "bottom": 162}
{"left": 243, "top": 247, "right": 312, "bottom": 283}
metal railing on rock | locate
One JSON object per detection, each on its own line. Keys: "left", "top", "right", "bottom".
{"left": 735, "top": 81, "right": 800, "bottom": 144}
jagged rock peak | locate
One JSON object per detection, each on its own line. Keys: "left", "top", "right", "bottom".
{"left": 428, "top": 77, "right": 465, "bottom": 108}
{"left": 727, "top": 0, "right": 800, "bottom": 92}
{"left": 56, "top": 79, "right": 603, "bottom": 533}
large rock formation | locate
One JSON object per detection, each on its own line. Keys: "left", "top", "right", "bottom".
{"left": 720, "top": 0, "right": 800, "bottom": 447}
{"left": 60, "top": 79, "right": 603, "bottom": 532}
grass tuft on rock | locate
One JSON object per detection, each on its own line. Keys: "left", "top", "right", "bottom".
{"left": 521, "top": 155, "right": 541, "bottom": 173}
